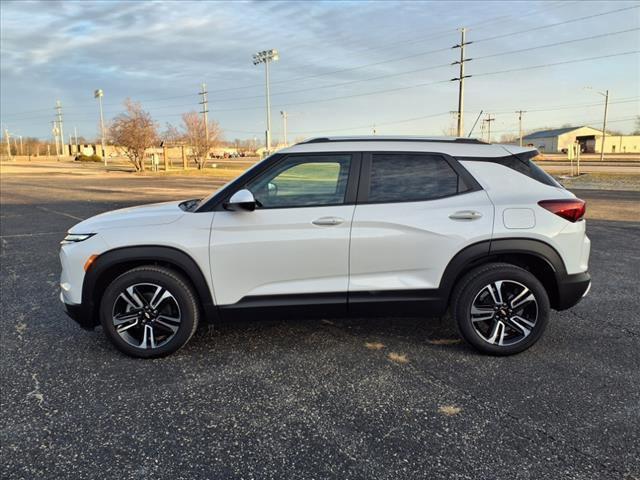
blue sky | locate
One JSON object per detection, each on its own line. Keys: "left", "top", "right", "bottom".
{"left": 1, "top": 0, "right": 638, "bottom": 142}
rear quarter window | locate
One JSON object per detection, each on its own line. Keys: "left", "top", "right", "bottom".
{"left": 456, "top": 151, "right": 562, "bottom": 188}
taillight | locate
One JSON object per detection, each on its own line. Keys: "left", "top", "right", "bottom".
{"left": 538, "top": 199, "right": 586, "bottom": 222}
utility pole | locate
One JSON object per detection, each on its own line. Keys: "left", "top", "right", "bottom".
{"left": 280, "top": 110, "right": 288, "bottom": 146}
{"left": 483, "top": 114, "right": 495, "bottom": 143}
{"left": 516, "top": 110, "right": 526, "bottom": 146}
{"left": 600, "top": 89, "right": 609, "bottom": 161}
{"left": 451, "top": 27, "right": 472, "bottom": 137}
{"left": 94, "top": 89, "right": 106, "bottom": 165}
{"left": 199, "top": 83, "right": 210, "bottom": 154}
{"left": 55, "top": 100, "right": 65, "bottom": 157}
{"left": 74, "top": 126, "right": 79, "bottom": 155}
{"left": 51, "top": 120, "right": 60, "bottom": 158}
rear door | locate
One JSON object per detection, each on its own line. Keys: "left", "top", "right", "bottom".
{"left": 348, "top": 152, "right": 494, "bottom": 311}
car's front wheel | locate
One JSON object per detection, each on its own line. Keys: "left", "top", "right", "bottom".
{"left": 100, "top": 266, "right": 199, "bottom": 358}
{"left": 451, "top": 263, "right": 550, "bottom": 355}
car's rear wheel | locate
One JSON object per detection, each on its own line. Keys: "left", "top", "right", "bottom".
{"left": 451, "top": 263, "right": 550, "bottom": 355}
{"left": 100, "top": 266, "right": 199, "bottom": 358}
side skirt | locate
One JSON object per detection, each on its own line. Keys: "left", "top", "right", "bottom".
{"left": 218, "top": 290, "right": 446, "bottom": 321}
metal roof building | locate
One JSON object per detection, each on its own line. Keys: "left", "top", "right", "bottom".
{"left": 523, "top": 126, "right": 640, "bottom": 154}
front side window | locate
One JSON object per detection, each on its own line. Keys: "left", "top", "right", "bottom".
{"left": 247, "top": 154, "right": 351, "bottom": 208}
{"left": 368, "top": 154, "right": 461, "bottom": 203}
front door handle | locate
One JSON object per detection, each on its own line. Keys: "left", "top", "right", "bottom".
{"left": 312, "top": 216, "right": 344, "bottom": 226}
{"left": 449, "top": 210, "right": 483, "bottom": 220}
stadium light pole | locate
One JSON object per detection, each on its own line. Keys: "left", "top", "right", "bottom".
{"left": 94, "top": 89, "right": 107, "bottom": 166}
{"left": 253, "top": 49, "right": 279, "bottom": 155}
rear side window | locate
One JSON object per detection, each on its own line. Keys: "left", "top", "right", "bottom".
{"left": 368, "top": 154, "right": 462, "bottom": 203}
{"left": 457, "top": 151, "right": 562, "bottom": 188}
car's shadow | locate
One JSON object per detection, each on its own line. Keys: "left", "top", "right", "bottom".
{"left": 189, "top": 314, "right": 465, "bottom": 352}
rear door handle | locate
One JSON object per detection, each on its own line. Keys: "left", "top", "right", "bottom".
{"left": 449, "top": 210, "right": 483, "bottom": 220}
{"left": 312, "top": 216, "right": 344, "bottom": 226}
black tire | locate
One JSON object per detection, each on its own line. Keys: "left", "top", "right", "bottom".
{"left": 100, "top": 266, "right": 200, "bottom": 358}
{"left": 451, "top": 263, "right": 550, "bottom": 356}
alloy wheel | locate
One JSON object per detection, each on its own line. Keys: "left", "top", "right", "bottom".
{"left": 111, "top": 283, "right": 182, "bottom": 350}
{"left": 470, "top": 280, "right": 538, "bottom": 347}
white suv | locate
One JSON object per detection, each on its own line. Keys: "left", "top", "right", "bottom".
{"left": 60, "top": 136, "right": 591, "bottom": 358}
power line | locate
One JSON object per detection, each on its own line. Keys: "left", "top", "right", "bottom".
{"left": 5, "top": 25, "right": 635, "bottom": 122}
{"left": 336, "top": 0, "right": 579, "bottom": 54}
{"left": 2, "top": 5, "right": 636, "bottom": 120}
{"left": 473, "top": 27, "right": 639, "bottom": 61}
{"left": 205, "top": 4, "right": 637, "bottom": 97}
{"left": 473, "top": 51, "right": 639, "bottom": 78}
{"left": 175, "top": 28, "right": 640, "bottom": 106}
{"left": 473, "top": 5, "right": 639, "bottom": 45}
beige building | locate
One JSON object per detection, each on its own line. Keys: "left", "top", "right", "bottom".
{"left": 523, "top": 126, "right": 640, "bottom": 154}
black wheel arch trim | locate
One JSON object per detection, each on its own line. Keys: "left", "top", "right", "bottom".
{"left": 80, "top": 245, "right": 217, "bottom": 328}
{"left": 439, "top": 237, "right": 571, "bottom": 308}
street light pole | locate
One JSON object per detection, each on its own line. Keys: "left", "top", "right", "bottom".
{"left": 280, "top": 110, "right": 288, "bottom": 146}
{"left": 4, "top": 128, "right": 11, "bottom": 159}
{"left": 516, "top": 110, "right": 526, "bottom": 147}
{"left": 585, "top": 87, "right": 609, "bottom": 161}
{"left": 253, "top": 49, "right": 279, "bottom": 155}
{"left": 600, "top": 89, "right": 609, "bottom": 162}
{"left": 94, "top": 89, "right": 107, "bottom": 166}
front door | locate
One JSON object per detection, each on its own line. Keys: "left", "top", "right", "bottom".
{"left": 210, "top": 153, "right": 359, "bottom": 315}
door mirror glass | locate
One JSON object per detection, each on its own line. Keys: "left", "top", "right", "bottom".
{"left": 225, "top": 189, "right": 256, "bottom": 211}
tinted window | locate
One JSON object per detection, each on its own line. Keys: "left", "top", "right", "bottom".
{"left": 368, "top": 154, "right": 461, "bottom": 203}
{"left": 247, "top": 154, "right": 351, "bottom": 208}
{"left": 456, "top": 151, "right": 562, "bottom": 188}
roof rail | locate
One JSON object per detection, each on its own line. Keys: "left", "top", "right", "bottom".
{"left": 300, "top": 136, "right": 487, "bottom": 145}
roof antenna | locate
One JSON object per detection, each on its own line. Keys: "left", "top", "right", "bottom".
{"left": 467, "top": 110, "right": 483, "bottom": 138}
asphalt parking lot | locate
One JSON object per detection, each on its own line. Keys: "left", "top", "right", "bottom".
{"left": 1, "top": 166, "right": 639, "bottom": 480}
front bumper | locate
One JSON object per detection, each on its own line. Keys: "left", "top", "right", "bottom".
{"left": 61, "top": 292, "right": 95, "bottom": 330}
{"left": 555, "top": 271, "right": 591, "bottom": 310}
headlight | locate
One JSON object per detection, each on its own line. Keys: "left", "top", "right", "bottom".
{"left": 61, "top": 233, "right": 95, "bottom": 245}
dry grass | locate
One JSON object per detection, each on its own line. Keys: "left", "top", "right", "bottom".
{"left": 438, "top": 405, "right": 462, "bottom": 416}
{"left": 387, "top": 352, "right": 409, "bottom": 364}
{"left": 427, "top": 338, "right": 462, "bottom": 345}
{"left": 364, "top": 341, "right": 385, "bottom": 350}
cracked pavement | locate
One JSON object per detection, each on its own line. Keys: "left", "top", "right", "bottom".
{"left": 1, "top": 167, "right": 639, "bottom": 479}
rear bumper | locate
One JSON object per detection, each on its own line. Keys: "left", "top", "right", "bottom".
{"left": 555, "top": 271, "right": 591, "bottom": 310}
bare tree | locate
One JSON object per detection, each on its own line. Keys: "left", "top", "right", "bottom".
{"left": 161, "top": 123, "right": 183, "bottom": 144}
{"left": 109, "top": 99, "right": 158, "bottom": 171}
{"left": 181, "top": 111, "right": 221, "bottom": 169}
{"left": 499, "top": 133, "right": 518, "bottom": 144}
{"left": 634, "top": 116, "right": 640, "bottom": 135}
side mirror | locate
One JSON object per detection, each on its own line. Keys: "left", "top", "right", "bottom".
{"left": 225, "top": 189, "right": 256, "bottom": 211}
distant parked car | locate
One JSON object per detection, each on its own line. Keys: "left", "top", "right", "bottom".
{"left": 60, "top": 136, "right": 590, "bottom": 358}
